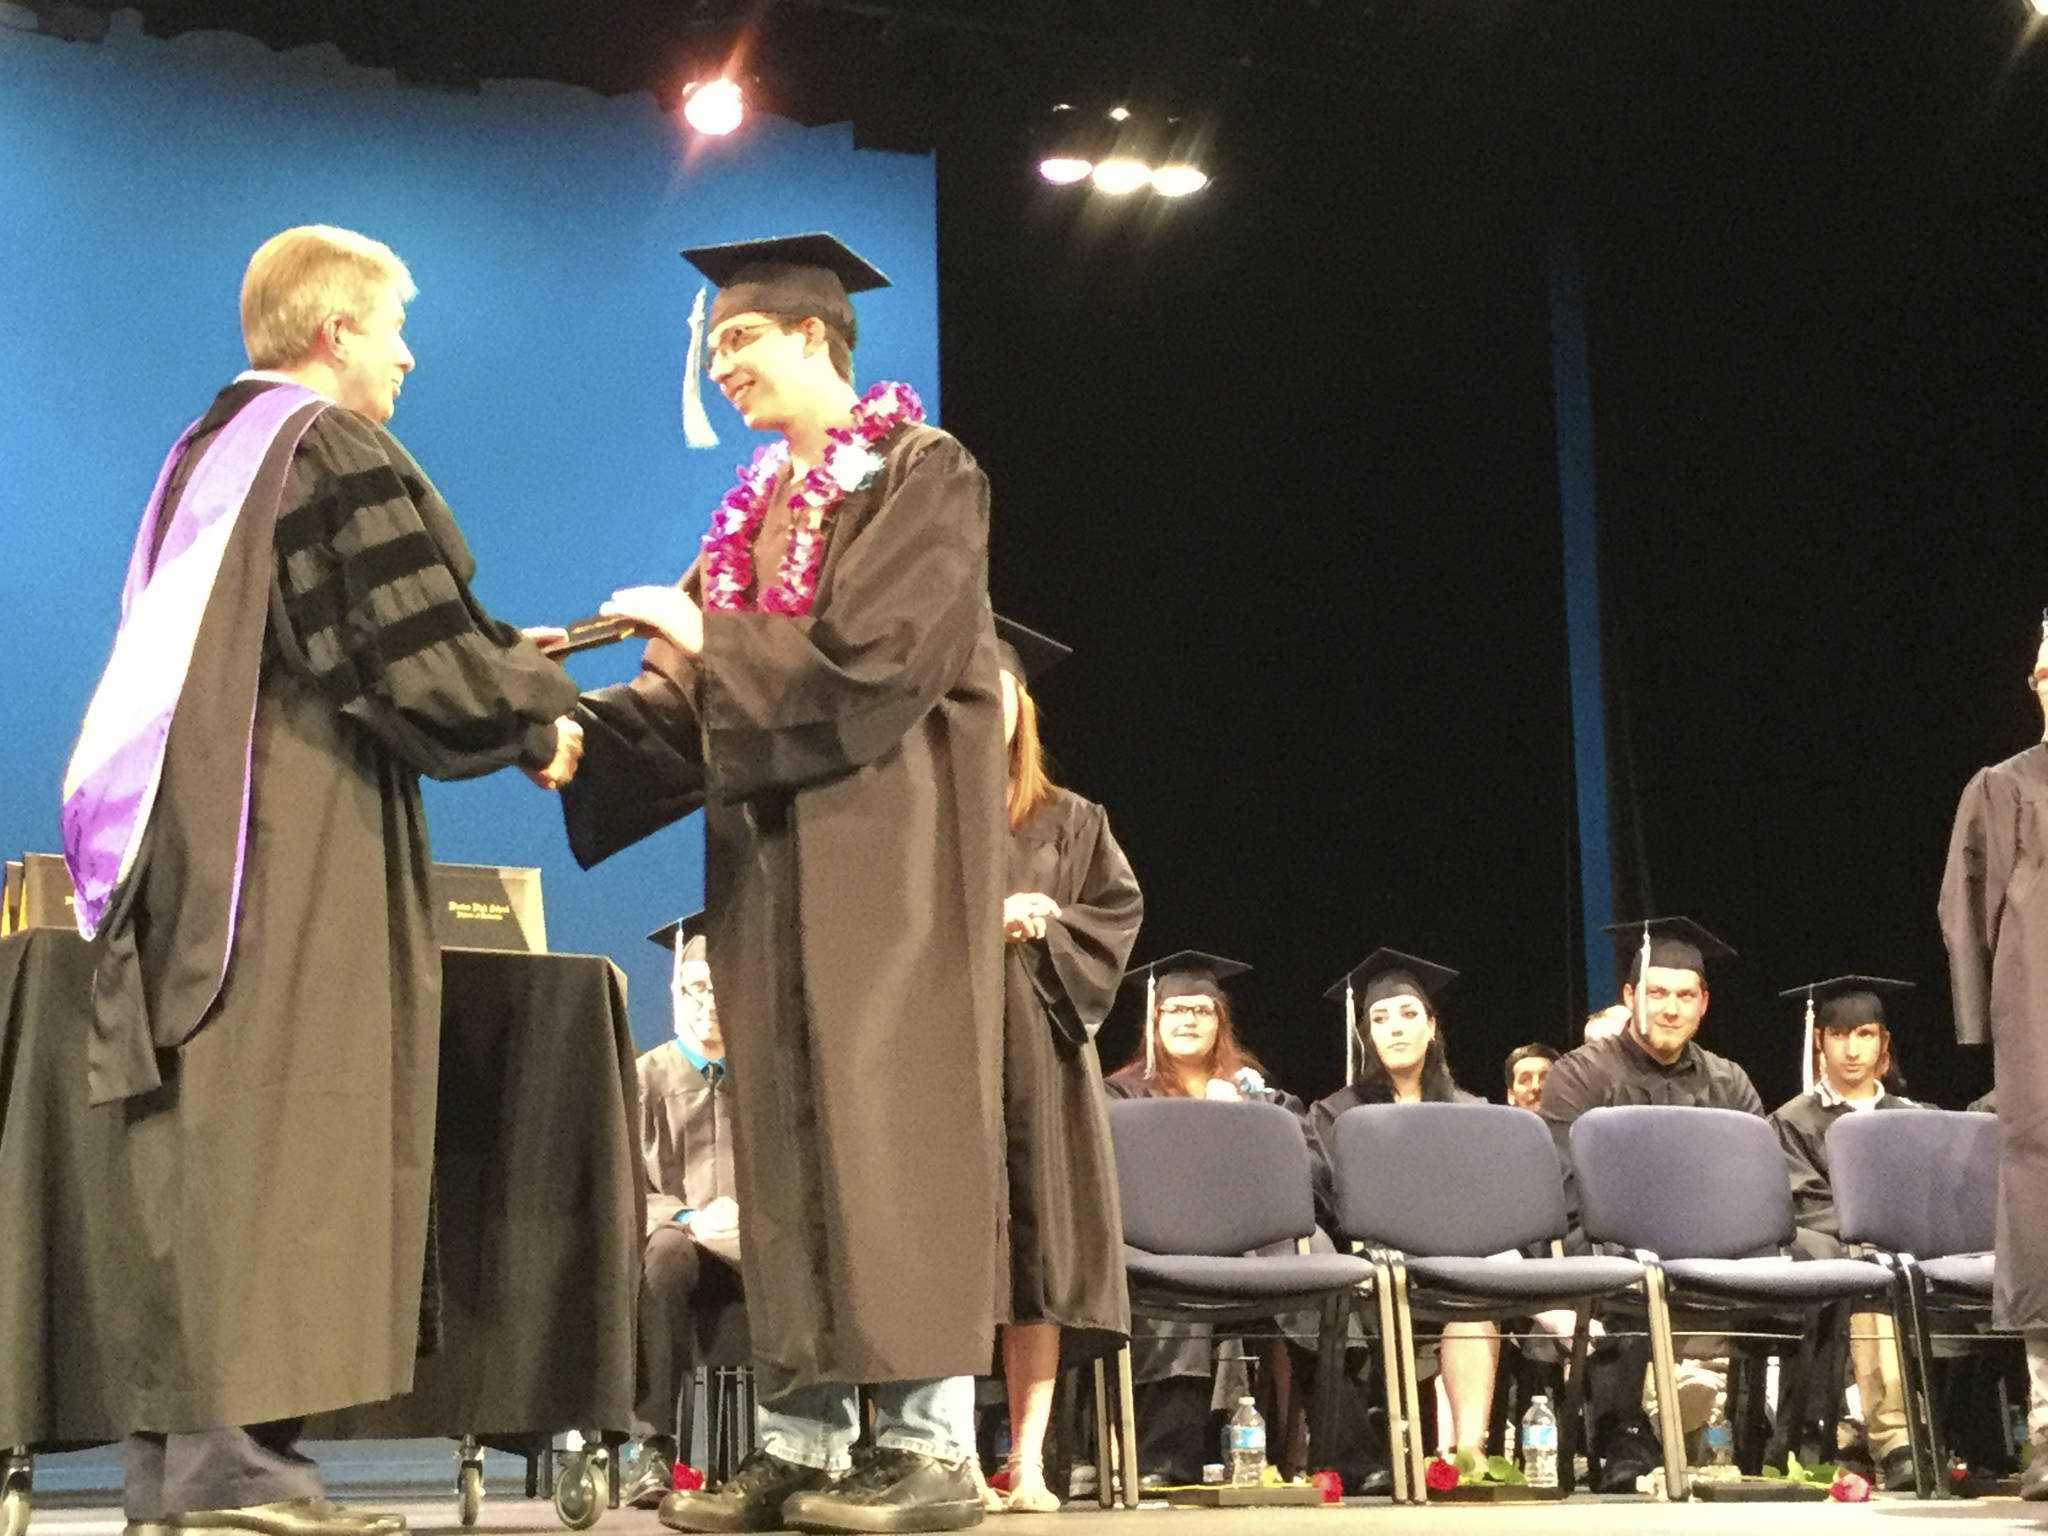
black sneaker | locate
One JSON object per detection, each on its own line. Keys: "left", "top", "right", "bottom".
{"left": 781, "top": 1447, "right": 982, "bottom": 1534}
{"left": 658, "top": 1449, "right": 833, "bottom": 1533}
{"left": 1878, "top": 1446, "right": 1918, "bottom": 1494}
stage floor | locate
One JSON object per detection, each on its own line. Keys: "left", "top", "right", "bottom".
{"left": 22, "top": 1495, "right": 2047, "bottom": 1535}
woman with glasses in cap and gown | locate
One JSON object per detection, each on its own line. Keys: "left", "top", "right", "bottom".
{"left": 1104, "top": 953, "right": 1307, "bottom": 1486}
{"left": 986, "top": 618, "right": 1144, "bottom": 1512}
{"left": 1309, "top": 952, "right": 1497, "bottom": 1469}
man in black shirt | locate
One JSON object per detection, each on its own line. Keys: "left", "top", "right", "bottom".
{"left": 1538, "top": 918, "right": 1763, "bottom": 1491}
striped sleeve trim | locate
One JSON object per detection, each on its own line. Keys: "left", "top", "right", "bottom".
{"left": 275, "top": 466, "right": 412, "bottom": 558}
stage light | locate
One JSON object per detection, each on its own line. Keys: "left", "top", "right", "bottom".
{"left": 2034, "top": 0, "right": 2048, "bottom": 15}
{"left": 1090, "top": 158, "right": 1152, "bottom": 194}
{"left": 1151, "top": 164, "right": 1210, "bottom": 197}
{"left": 1109, "top": 106, "right": 1132, "bottom": 122}
{"left": 682, "top": 76, "right": 745, "bottom": 136}
{"left": 1037, "top": 156, "right": 1093, "bottom": 185}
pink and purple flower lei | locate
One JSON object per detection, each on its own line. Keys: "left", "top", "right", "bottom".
{"left": 700, "top": 380, "right": 924, "bottom": 616}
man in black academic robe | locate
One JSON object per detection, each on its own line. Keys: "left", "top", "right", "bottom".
{"left": 70, "top": 227, "right": 581, "bottom": 1536}
{"left": 1537, "top": 919, "right": 1764, "bottom": 1491}
{"left": 1941, "top": 629, "right": 2048, "bottom": 1498}
{"left": 562, "top": 234, "right": 1005, "bottom": 1535}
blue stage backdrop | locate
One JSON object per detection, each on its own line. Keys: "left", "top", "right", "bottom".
{"left": 0, "top": 14, "right": 939, "bottom": 1049}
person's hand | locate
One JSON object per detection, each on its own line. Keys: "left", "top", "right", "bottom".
{"left": 523, "top": 716, "right": 584, "bottom": 789}
{"left": 521, "top": 624, "right": 569, "bottom": 654}
{"left": 1203, "top": 1077, "right": 1243, "bottom": 1101}
{"left": 1003, "top": 892, "right": 1063, "bottom": 941}
{"left": 601, "top": 584, "right": 704, "bottom": 657}
{"left": 688, "top": 1195, "right": 739, "bottom": 1243}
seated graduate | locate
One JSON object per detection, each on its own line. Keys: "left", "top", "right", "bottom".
{"left": 1768, "top": 976, "right": 1917, "bottom": 1491}
{"left": 1538, "top": 916, "right": 1764, "bottom": 1491}
{"left": 1309, "top": 952, "right": 1497, "bottom": 1464}
{"left": 623, "top": 912, "right": 743, "bottom": 1507}
{"left": 1505, "top": 1043, "right": 1561, "bottom": 1110}
{"left": 988, "top": 619, "right": 1144, "bottom": 1513}
{"left": 1103, "top": 952, "right": 1299, "bottom": 1488}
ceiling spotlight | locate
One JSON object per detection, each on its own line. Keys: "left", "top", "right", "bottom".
{"left": 682, "top": 76, "right": 746, "bottom": 136}
{"left": 1151, "top": 164, "right": 1210, "bottom": 197}
{"left": 1037, "top": 156, "right": 1094, "bottom": 185}
{"left": 1090, "top": 158, "right": 1153, "bottom": 195}
{"left": 2034, "top": 0, "right": 2048, "bottom": 14}
{"left": 1109, "top": 106, "right": 1132, "bottom": 122}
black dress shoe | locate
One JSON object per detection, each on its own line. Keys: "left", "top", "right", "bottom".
{"left": 1347, "top": 1466, "right": 1393, "bottom": 1498}
{"left": 781, "top": 1447, "right": 982, "bottom": 1534}
{"left": 164, "top": 1500, "right": 406, "bottom": 1536}
{"left": 660, "top": 1450, "right": 833, "bottom": 1533}
{"left": 1879, "top": 1446, "right": 1918, "bottom": 1493}
{"left": 1592, "top": 1428, "right": 1659, "bottom": 1495}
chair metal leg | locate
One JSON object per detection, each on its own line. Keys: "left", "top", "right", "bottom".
{"left": 1902, "top": 1260, "right": 1953, "bottom": 1498}
{"left": 1560, "top": 1306, "right": 1594, "bottom": 1495}
{"left": 1883, "top": 1261, "right": 1937, "bottom": 1500}
{"left": 1642, "top": 1263, "right": 1691, "bottom": 1500}
{"left": 1309, "top": 1292, "right": 1349, "bottom": 1482}
{"left": 1391, "top": 1262, "right": 1430, "bottom": 1502}
{"left": 1117, "top": 1343, "right": 1140, "bottom": 1509}
{"left": 1372, "top": 1265, "right": 1411, "bottom": 1503}
{"left": 1093, "top": 1357, "right": 1115, "bottom": 1509}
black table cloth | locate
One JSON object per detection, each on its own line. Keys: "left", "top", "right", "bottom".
{"left": 0, "top": 932, "right": 642, "bottom": 1449}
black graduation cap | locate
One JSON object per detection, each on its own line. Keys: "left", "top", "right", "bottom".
{"left": 994, "top": 616, "right": 1071, "bottom": 684}
{"left": 1602, "top": 916, "right": 1735, "bottom": 981}
{"left": 1323, "top": 948, "right": 1459, "bottom": 1011}
{"left": 1123, "top": 950, "right": 1251, "bottom": 1079}
{"left": 1323, "top": 949, "right": 1458, "bottom": 1083}
{"left": 1124, "top": 949, "right": 1251, "bottom": 1003}
{"left": 646, "top": 910, "right": 709, "bottom": 959}
{"left": 1778, "top": 975, "right": 1913, "bottom": 1091}
{"left": 680, "top": 232, "right": 891, "bottom": 344}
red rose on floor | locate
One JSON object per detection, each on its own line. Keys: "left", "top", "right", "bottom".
{"left": 1828, "top": 1470, "right": 1870, "bottom": 1503}
{"left": 672, "top": 1463, "right": 706, "bottom": 1492}
{"left": 1310, "top": 1469, "right": 1343, "bottom": 1504}
{"left": 1424, "top": 1458, "right": 1460, "bottom": 1492}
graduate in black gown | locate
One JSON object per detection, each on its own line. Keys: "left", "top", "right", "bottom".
{"left": 1940, "top": 624, "right": 2048, "bottom": 1499}
{"left": 1537, "top": 917, "right": 1764, "bottom": 1489}
{"left": 60, "top": 226, "right": 581, "bottom": 1536}
{"left": 1767, "top": 976, "right": 1917, "bottom": 1489}
{"left": 1104, "top": 954, "right": 1305, "bottom": 1485}
{"left": 988, "top": 619, "right": 1143, "bottom": 1512}
{"left": 1307, "top": 952, "right": 1495, "bottom": 1462}
{"left": 562, "top": 233, "right": 1006, "bottom": 1536}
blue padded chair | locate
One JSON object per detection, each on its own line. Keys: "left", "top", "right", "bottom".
{"left": 1104, "top": 1099, "right": 1376, "bottom": 1508}
{"left": 1570, "top": 1106, "right": 1894, "bottom": 1500}
{"left": 1329, "top": 1103, "right": 1644, "bottom": 1501}
{"left": 1830, "top": 1108, "right": 2002, "bottom": 1499}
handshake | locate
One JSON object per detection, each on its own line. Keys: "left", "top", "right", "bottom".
{"left": 524, "top": 714, "right": 584, "bottom": 791}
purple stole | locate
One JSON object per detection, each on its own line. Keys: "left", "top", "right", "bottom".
{"left": 61, "top": 386, "right": 327, "bottom": 980}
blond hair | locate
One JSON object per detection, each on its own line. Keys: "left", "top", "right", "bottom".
{"left": 1006, "top": 678, "right": 1058, "bottom": 830}
{"left": 240, "top": 225, "right": 416, "bottom": 370}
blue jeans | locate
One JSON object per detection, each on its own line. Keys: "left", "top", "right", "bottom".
{"left": 756, "top": 1376, "right": 974, "bottom": 1472}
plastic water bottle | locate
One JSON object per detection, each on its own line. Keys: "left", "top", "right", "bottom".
{"left": 1224, "top": 1397, "right": 1266, "bottom": 1486}
{"left": 1703, "top": 1403, "right": 1734, "bottom": 1468}
{"left": 1520, "top": 1394, "right": 1559, "bottom": 1489}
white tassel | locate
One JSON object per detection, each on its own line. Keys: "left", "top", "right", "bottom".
{"left": 1144, "top": 970, "right": 1158, "bottom": 1079}
{"left": 1632, "top": 923, "right": 1651, "bottom": 1039}
{"left": 681, "top": 286, "right": 719, "bottom": 449}
{"left": 1344, "top": 980, "right": 1359, "bottom": 1085}
{"left": 1801, "top": 993, "right": 1817, "bottom": 1095}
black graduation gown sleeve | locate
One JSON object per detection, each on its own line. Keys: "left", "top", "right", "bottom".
{"left": 560, "top": 633, "right": 710, "bottom": 868}
{"left": 1771, "top": 1094, "right": 1839, "bottom": 1245}
{"left": 1940, "top": 765, "right": 2011, "bottom": 1047}
{"left": 697, "top": 431, "right": 991, "bottom": 801}
{"left": 274, "top": 410, "right": 578, "bottom": 778}
{"left": 1016, "top": 799, "right": 1143, "bottom": 1045}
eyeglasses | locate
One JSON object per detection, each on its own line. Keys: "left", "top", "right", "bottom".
{"left": 704, "top": 320, "right": 779, "bottom": 368}
{"left": 1158, "top": 1001, "right": 1218, "bottom": 1021}
{"left": 675, "top": 978, "right": 714, "bottom": 999}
